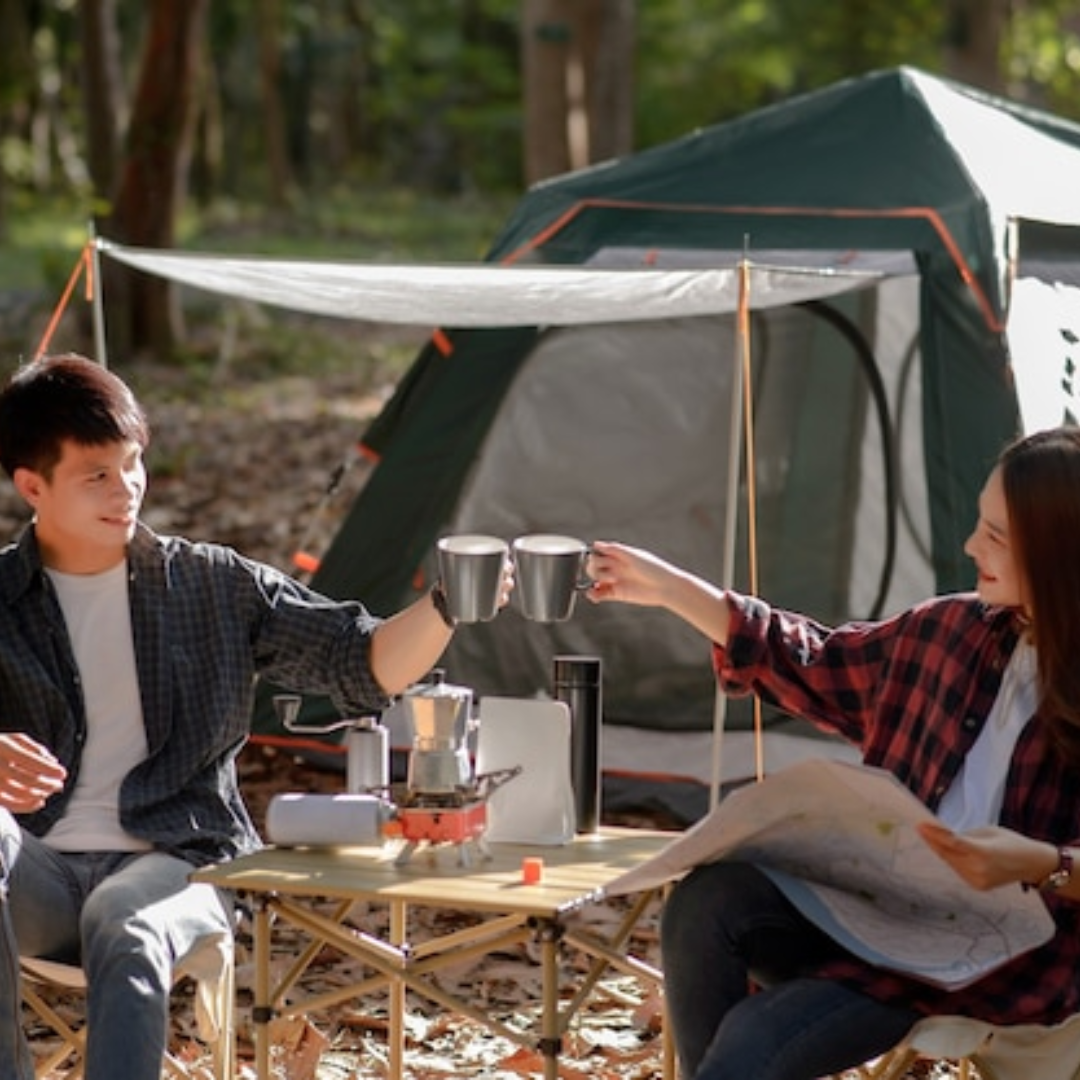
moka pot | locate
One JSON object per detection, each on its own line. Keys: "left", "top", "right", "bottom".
{"left": 402, "top": 669, "right": 474, "bottom": 794}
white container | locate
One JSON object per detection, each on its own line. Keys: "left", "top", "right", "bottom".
{"left": 266, "top": 793, "right": 392, "bottom": 847}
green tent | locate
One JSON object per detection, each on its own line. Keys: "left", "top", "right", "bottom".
{"left": 287, "top": 67, "right": 1080, "bottom": 742}
{"left": 101, "top": 66, "right": 1080, "bottom": 811}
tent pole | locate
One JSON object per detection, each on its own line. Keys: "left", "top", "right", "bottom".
{"left": 88, "top": 224, "right": 108, "bottom": 367}
{"left": 710, "top": 261, "right": 750, "bottom": 809}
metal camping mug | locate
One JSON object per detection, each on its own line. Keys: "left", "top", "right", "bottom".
{"left": 512, "top": 534, "right": 593, "bottom": 623}
{"left": 436, "top": 534, "right": 509, "bottom": 623}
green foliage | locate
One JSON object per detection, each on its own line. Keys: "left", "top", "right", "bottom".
{"left": 4, "top": 0, "right": 1080, "bottom": 277}
{"left": 1006, "top": 1, "right": 1080, "bottom": 113}
{"left": 0, "top": 184, "right": 515, "bottom": 290}
{"left": 635, "top": 0, "right": 948, "bottom": 143}
{"left": 0, "top": 191, "right": 93, "bottom": 290}
{"left": 182, "top": 187, "right": 515, "bottom": 261}
{"left": 361, "top": 0, "right": 520, "bottom": 191}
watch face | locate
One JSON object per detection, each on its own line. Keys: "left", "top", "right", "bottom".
{"left": 1045, "top": 848, "right": 1073, "bottom": 891}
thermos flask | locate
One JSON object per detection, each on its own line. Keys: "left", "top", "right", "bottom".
{"left": 552, "top": 654, "right": 602, "bottom": 833}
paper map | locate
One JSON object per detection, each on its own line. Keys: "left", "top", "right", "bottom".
{"left": 603, "top": 759, "right": 1055, "bottom": 989}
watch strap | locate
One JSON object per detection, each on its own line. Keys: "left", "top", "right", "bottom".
{"left": 429, "top": 579, "right": 457, "bottom": 629}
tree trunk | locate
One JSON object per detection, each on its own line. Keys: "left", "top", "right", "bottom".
{"left": 79, "top": 0, "right": 125, "bottom": 201}
{"left": 944, "top": 0, "right": 1008, "bottom": 92}
{"left": 257, "top": 0, "right": 293, "bottom": 207}
{"left": 190, "top": 47, "right": 223, "bottom": 208}
{"left": 522, "top": 0, "right": 635, "bottom": 186}
{"left": 105, "top": 0, "right": 208, "bottom": 361}
{"left": 582, "top": 0, "right": 634, "bottom": 164}
{"left": 522, "top": 0, "right": 574, "bottom": 183}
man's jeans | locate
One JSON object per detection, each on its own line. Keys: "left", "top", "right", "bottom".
{"left": 660, "top": 860, "right": 920, "bottom": 1080}
{"left": 0, "top": 810, "right": 232, "bottom": 1080}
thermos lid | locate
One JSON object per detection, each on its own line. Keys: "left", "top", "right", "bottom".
{"left": 553, "top": 655, "right": 603, "bottom": 685}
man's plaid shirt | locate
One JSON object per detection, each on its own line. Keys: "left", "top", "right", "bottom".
{"left": 0, "top": 524, "right": 390, "bottom": 867}
{"left": 717, "top": 589, "right": 1080, "bottom": 1025}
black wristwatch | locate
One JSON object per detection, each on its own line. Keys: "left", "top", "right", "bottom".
{"left": 429, "top": 579, "right": 457, "bottom": 629}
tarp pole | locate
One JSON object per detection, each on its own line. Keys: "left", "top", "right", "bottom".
{"left": 89, "top": 226, "right": 108, "bottom": 366}
{"left": 710, "top": 260, "right": 750, "bottom": 808}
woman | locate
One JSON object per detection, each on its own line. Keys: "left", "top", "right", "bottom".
{"left": 585, "top": 426, "right": 1080, "bottom": 1080}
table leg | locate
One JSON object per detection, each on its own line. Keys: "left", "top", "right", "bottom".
{"left": 663, "top": 996, "right": 676, "bottom": 1080}
{"left": 252, "top": 895, "right": 272, "bottom": 1080}
{"left": 389, "top": 899, "right": 406, "bottom": 1080}
{"left": 534, "top": 918, "right": 562, "bottom": 1080}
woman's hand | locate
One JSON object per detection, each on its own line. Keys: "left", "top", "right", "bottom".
{"left": 0, "top": 733, "right": 66, "bottom": 814}
{"left": 584, "top": 541, "right": 684, "bottom": 608}
{"left": 917, "top": 820, "right": 1059, "bottom": 891}
{"left": 585, "top": 540, "right": 734, "bottom": 645}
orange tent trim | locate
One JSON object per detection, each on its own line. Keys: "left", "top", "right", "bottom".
{"left": 498, "top": 198, "right": 1004, "bottom": 334}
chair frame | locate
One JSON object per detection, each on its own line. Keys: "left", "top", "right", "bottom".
{"left": 841, "top": 1049, "right": 979, "bottom": 1079}
{"left": 20, "top": 953, "right": 235, "bottom": 1080}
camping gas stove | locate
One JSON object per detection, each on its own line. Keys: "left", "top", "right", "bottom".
{"left": 388, "top": 670, "right": 519, "bottom": 866}
{"left": 387, "top": 786, "right": 497, "bottom": 867}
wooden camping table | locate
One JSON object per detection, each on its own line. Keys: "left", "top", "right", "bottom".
{"left": 192, "top": 827, "right": 674, "bottom": 1080}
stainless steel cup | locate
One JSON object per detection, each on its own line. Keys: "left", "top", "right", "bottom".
{"left": 513, "top": 534, "right": 592, "bottom": 622}
{"left": 436, "top": 534, "right": 508, "bottom": 623}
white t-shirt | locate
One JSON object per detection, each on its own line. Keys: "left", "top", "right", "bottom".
{"left": 936, "top": 636, "right": 1038, "bottom": 832}
{"left": 42, "top": 560, "right": 151, "bottom": 852}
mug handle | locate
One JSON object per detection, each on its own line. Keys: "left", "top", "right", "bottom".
{"left": 575, "top": 545, "right": 596, "bottom": 591}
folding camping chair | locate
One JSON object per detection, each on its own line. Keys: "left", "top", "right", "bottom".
{"left": 20, "top": 928, "right": 235, "bottom": 1080}
{"left": 841, "top": 1012, "right": 1080, "bottom": 1080}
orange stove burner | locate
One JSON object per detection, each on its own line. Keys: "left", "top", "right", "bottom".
{"left": 385, "top": 800, "right": 491, "bottom": 866}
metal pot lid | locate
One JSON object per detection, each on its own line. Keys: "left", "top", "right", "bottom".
{"left": 404, "top": 668, "right": 471, "bottom": 702}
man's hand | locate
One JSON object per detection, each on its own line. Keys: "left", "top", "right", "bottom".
{"left": 0, "top": 733, "right": 66, "bottom": 813}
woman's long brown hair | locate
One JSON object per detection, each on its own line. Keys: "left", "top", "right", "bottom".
{"left": 1001, "top": 426, "right": 1080, "bottom": 765}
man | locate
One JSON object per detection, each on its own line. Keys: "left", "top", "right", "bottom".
{"left": 0, "top": 353, "right": 497, "bottom": 1080}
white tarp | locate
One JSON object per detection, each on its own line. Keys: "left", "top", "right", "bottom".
{"left": 97, "top": 239, "right": 887, "bottom": 326}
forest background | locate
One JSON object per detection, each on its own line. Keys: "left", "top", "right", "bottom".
{"left": 2, "top": 0, "right": 1080, "bottom": 368}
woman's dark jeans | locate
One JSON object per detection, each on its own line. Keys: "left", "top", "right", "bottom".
{"left": 660, "top": 860, "right": 920, "bottom": 1080}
